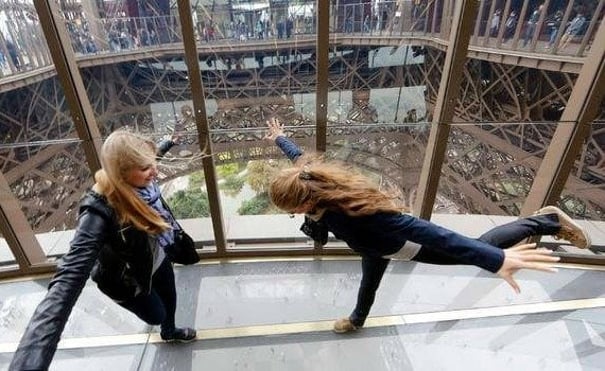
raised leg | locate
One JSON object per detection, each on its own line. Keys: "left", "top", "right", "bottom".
{"left": 478, "top": 214, "right": 559, "bottom": 248}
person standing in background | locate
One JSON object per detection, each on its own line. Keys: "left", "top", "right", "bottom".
{"left": 503, "top": 10, "right": 518, "bottom": 42}
{"left": 545, "top": 10, "right": 563, "bottom": 49}
{"left": 490, "top": 9, "right": 502, "bottom": 37}
{"left": 523, "top": 4, "right": 544, "bottom": 47}
{"left": 559, "top": 10, "right": 587, "bottom": 50}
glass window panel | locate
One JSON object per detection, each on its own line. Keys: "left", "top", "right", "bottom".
{"left": 437, "top": 121, "right": 562, "bottom": 216}
{"left": 326, "top": 121, "right": 426, "bottom": 213}
{"left": 560, "top": 120, "right": 605, "bottom": 222}
{"left": 0, "top": 48, "right": 90, "bottom": 260}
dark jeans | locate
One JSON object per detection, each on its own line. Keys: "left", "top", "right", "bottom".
{"left": 413, "top": 214, "right": 560, "bottom": 265}
{"left": 350, "top": 214, "right": 562, "bottom": 326}
{"left": 118, "top": 258, "right": 177, "bottom": 334}
{"left": 523, "top": 23, "right": 537, "bottom": 46}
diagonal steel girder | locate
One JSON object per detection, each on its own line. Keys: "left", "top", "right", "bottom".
{"left": 0, "top": 170, "right": 48, "bottom": 268}
{"left": 34, "top": 0, "right": 103, "bottom": 171}
{"left": 414, "top": 0, "right": 479, "bottom": 219}
{"left": 176, "top": 0, "right": 227, "bottom": 254}
{"left": 522, "top": 20, "right": 605, "bottom": 215}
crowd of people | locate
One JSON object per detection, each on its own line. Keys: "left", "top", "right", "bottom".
{"left": 61, "top": 12, "right": 315, "bottom": 56}
{"left": 489, "top": 3, "right": 590, "bottom": 50}
{"left": 1, "top": 1, "right": 598, "bottom": 76}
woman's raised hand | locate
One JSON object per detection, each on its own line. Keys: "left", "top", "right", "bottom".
{"left": 264, "top": 117, "right": 285, "bottom": 141}
{"left": 496, "top": 243, "right": 560, "bottom": 294}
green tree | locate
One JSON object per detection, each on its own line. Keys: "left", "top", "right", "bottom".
{"left": 238, "top": 192, "right": 271, "bottom": 215}
{"left": 216, "top": 163, "right": 241, "bottom": 178}
{"left": 166, "top": 188, "right": 210, "bottom": 219}
{"left": 246, "top": 160, "right": 279, "bottom": 193}
{"left": 220, "top": 174, "right": 246, "bottom": 197}
{"left": 189, "top": 171, "right": 205, "bottom": 189}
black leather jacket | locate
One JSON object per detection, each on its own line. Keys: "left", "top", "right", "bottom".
{"left": 10, "top": 191, "right": 162, "bottom": 370}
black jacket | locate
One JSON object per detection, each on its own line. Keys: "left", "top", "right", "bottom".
{"left": 9, "top": 191, "right": 163, "bottom": 370}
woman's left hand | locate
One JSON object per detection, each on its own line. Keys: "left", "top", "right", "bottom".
{"left": 496, "top": 243, "right": 559, "bottom": 293}
{"left": 264, "top": 117, "right": 285, "bottom": 141}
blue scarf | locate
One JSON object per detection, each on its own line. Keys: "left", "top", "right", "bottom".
{"left": 135, "top": 182, "right": 179, "bottom": 248}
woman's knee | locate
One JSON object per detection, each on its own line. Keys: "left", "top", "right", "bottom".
{"left": 123, "top": 303, "right": 167, "bottom": 325}
{"left": 139, "top": 308, "right": 167, "bottom": 325}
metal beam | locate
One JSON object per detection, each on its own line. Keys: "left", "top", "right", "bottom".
{"left": 430, "top": 0, "right": 439, "bottom": 34}
{"left": 0, "top": 172, "right": 47, "bottom": 267}
{"left": 314, "top": 0, "right": 329, "bottom": 250}
{"left": 495, "top": 0, "right": 512, "bottom": 48}
{"left": 522, "top": 20, "right": 605, "bottom": 215}
{"left": 413, "top": 0, "right": 479, "bottom": 219}
{"left": 529, "top": 0, "right": 550, "bottom": 51}
{"left": 472, "top": 0, "right": 486, "bottom": 43}
{"left": 481, "top": 0, "right": 497, "bottom": 47}
{"left": 510, "top": 0, "right": 529, "bottom": 50}
{"left": 176, "top": 0, "right": 227, "bottom": 254}
{"left": 4, "top": 145, "right": 68, "bottom": 183}
{"left": 33, "top": 0, "right": 103, "bottom": 172}
{"left": 315, "top": 0, "right": 329, "bottom": 152}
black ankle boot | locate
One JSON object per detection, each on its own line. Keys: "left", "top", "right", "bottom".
{"left": 160, "top": 327, "right": 197, "bottom": 343}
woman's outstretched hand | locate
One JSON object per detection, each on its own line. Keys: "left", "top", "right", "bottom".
{"left": 496, "top": 243, "right": 560, "bottom": 294}
{"left": 264, "top": 117, "right": 285, "bottom": 141}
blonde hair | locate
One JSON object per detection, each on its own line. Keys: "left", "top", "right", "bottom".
{"left": 94, "top": 130, "right": 169, "bottom": 234}
{"left": 269, "top": 158, "right": 404, "bottom": 216}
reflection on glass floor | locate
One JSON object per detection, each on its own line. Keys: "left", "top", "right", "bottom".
{"left": 1, "top": 259, "right": 605, "bottom": 370}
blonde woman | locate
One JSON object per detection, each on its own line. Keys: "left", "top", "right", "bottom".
{"left": 11, "top": 130, "right": 197, "bottom": 370}
{"left": 266, "top": 118, "right": 589, "bottom": 333}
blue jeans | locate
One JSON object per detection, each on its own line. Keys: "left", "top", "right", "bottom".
{"left": 350, "top": 214, "right": 562, "bottom": 326}
{"left": 118, "top": 257, "right": 177, "bottom": 334}
{"left": 413, "top": 214, "right": 560, "bottom": 265}
{"left": 548, "top": 27, "right": 558, "bottom": 47}
{"left": 523, "top": 23, "right": 536, "bottom": 46}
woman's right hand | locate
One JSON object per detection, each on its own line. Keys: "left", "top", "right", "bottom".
{"left": 496, "top": 243, "right": 560, "bottom": 293}
{"left": 264, "top": 117, "right": 285, "bottom": 141}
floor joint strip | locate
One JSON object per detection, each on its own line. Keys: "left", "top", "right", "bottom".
{"left": 2, "top": 297, "right": 604, "bottom": 353}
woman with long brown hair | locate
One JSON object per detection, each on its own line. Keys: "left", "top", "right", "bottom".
{"left": 266, "top": 118, "right": 589, "bottom": 333}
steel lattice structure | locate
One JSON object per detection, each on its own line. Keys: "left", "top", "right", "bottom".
{"left": 0, "top": 0, "right": 602, "bottom": 239}
{"left": 1, "top": 41, "right": 604, "bottom": 234}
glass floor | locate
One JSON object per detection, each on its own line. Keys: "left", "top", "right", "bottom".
{"left": 1, "top": 258, "right": 605, "bottom": 370}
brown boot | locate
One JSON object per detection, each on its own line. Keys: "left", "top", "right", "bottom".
{"left": 534, "top": 206, "right": 591, "bottom": 249}
{"left": 333, "top": 318, "right": 358, "bottom": 333}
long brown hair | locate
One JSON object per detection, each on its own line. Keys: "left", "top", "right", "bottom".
{"left": 94, "top": 130, "right": 169, "bottom": 234}
{"left": 269, "top": 157, "right": 405, "bottom": 216}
